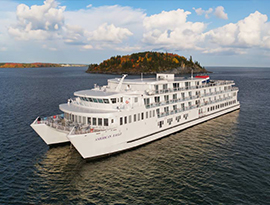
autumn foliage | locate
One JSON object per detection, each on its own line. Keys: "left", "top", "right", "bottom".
{"left": 86, "top": 51, "right": 206, "bottom": 74}
{"left": 0, "top": 62, "right": 61, "bottom": 68}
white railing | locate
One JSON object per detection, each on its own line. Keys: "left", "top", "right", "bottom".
{"left": 156, "top": 96, "right": 235, "bottom": 118}
{"left": 147, "top": 80, "right": 235, "bottom": 96}
{"left": 34, "top": 114, "right": 114, "bottom": 135}
{"left": 145, "top": 88, "right": 237, "bottom": 109}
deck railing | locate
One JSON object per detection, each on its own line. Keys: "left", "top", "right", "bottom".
{"left": 147, "top": 80, "right": 235, "bottom": 96}
{"left": 34, "top": 114, "right": 113, "bottom": 135}
{"left": 156, "top": 96, "right": 235, "bottom": 118}
{"left": 145, "top": 88, "right": 237, "bottom": 109}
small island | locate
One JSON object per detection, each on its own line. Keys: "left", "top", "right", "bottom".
{"left": 86, "top": 51, "right": 208, "bottom": 75}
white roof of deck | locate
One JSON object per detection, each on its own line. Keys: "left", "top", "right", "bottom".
{"left": 74, "top": 89, "right": 120, "bottom": 97}
{"left": 59, "top": 103, "right": 117, "bottom": 115}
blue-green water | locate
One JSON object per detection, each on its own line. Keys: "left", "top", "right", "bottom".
{"left": 0, "top": 66, "right": 269, "bottom": 204}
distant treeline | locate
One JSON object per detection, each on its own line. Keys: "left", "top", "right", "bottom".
{"left": 0, "top": 63, "right": 61, "bottom": 68}
{"left": 86, "top": 51, "right": 207, "bottom": 74}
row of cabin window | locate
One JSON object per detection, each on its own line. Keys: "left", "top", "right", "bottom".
{"left": 158, "top": 113, "right": 189, "bottom": 128}
{"left": 119, "top": 110, "right": 155, "bottom": 125}
{"left": 88, "top": 117, "right": 109, "bottom": 126}
{"left": 207, "top": 100, "right": 237, "bottom": 112}
{"left": 80, "top": 97, "right": 138, "bottom": 104}
{"left": 154, "top": 82, "right": 197, "bottom": 90}
{"left": 153, "top": 82, "right": 232, "bottom": 92}
{"left": 145, "top": 87, "right": 230, "bottom": 104}
{"left": 65, "top": 113, "right": 110, "bottom": 126}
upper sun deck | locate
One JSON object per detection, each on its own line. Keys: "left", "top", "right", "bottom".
{"left": 107, "top": 74, "right": 201, "bottom": 85}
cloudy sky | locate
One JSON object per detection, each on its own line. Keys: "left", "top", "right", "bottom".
{"left": 1, "top": 0, "right": 270, "bottom": 67}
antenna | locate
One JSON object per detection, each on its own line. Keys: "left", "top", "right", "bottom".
{"left": 115, "top": 74, "right": 127, "bottom": 91}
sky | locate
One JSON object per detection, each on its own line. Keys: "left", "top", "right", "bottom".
{"left": 1, "top": 0, "right": 270, "bottom": 67}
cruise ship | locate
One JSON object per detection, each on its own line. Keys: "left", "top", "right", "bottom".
{"left": 31, "top": 73, "right": 240, "bottom": 159}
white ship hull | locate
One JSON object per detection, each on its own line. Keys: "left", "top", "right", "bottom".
{"left": 68, "top": 103, "right": 240, "bottom": 159}
{"left": 31, "top": 73, "right": 240, "bottom": 159}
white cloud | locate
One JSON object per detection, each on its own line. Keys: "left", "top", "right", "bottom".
{"left": 203, "top": 47, "right": 246, "bottom": 55}
{"left": 143, "top": 9, "right": 206, "bottom": 50}
{"left": 214, "top": 6, "right": 228, "bottom": 20}
{"left": 193, "top": 7, "right": 213, "bottom": 19}
{"left": 7, "top": 0, "right": 137, "bottom": 50}
{"left": 8, "top": 0, "right": 65, "bottom": 40}
{"left": 82, "top": 44, "right": 93, "bottom": 50}
{"left": 87, "top": 23, "right": 133, "bottom": 43}
{"left": 86, "top": 4, "right": 92, "bottom": 8}
{"left": 205, "top": 11, "right": 270, "bottom": 49}
{"left": 144, "top": 9, "right": 191, "bottom": 31}
{"left": 2, "top": 0, "right": 270, "bottom": 63}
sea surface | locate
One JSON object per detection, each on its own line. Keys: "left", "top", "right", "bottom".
{"left": 0, "top": 66, "right": 269, "bottom": 204}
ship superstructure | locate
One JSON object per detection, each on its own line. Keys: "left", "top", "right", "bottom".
{"left": 31, "top": 73, "right": 240, "bottom": 159}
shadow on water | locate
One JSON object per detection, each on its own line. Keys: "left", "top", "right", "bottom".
{"left": 27, "top": 111, "right": 241, "bottom": 204}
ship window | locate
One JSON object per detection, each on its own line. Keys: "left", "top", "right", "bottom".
{"left": 104, "top": 118, "right": 108, "bottom": 126}
{"left": 93, "top": 118, "right": 97, "bottom": 125}
{"left": 141, "top": 113, "right": 144, "bottom": 120}
{"left": 111, "top": 119, "right": 114, "bottom": 124}
{"left": 173, "top": 94, "right": 177, "bottom": 100}
{"left": 83, "top": 117, "right": 86, "bottom": 124}
{"left": 120, "top": 117, "right": 123, "bottom": 125}
{"left": 149, "top": 111, "right": 152, "bottom": 118}
{"left": 85, "top": 98, "right": 89, "bottom": 102}
{"left": 154, "top": 96, "right": 160, "bottom": 103}
{"left": 153, "top": 110, "right": 155, "bottom": 117}
{"left": 181, "top": 93, "right": 185, "bottom": 99}
{"left": 103, "top": 99, "right": 109, "bottom": 104}
{"left": 146, "top": 111, "right": 148, "bottom": 119}
{"left": 167, "top": 118, "right": 173, "bottom": 125}
{"left": 134, "top": 97, "right": 138, "bottom": 103}
{"left": 173, "top": 105, "right": 177, "bottom": 110}
{"left": 120, "top": 97, "right": 123, "bottom": 103}
{"left": 111, "top": 98, "right": 117, "bottom": 103}
{"left": 98, "top": 99, "right": 103, "bottom": 103}
{"left": 79, "top": 116, "right": 81, "bottom": 123}
{"left": 173, "top": 83, "right": 179, "bottom": 89}
{"left": 181, "top": 103, "right": 185, "bottom": 110}
{"left": 158, "top": 121, "right": 164, "bottom": 128}
{"left": 164, "top": 95, "right": 169, "bottom": 102}
{"left": 124, "top": 116, "right": 127, "bottom": 124}
{"left": 98, "top": 118, "right": 102, "bottom": 126}
{"left": 88, "top": 117, "right": 91, "bottom": 125}
{"left": 163, "top": 84, "right": 168, "bottom": 91}
{"left": 89, "top": 98, "right": 93, "bottom": 102}
{"left": 144, "top": 98, "right": 150, "bottom": 105}
{"left": 134, "top": 114, "right": 136, "bottom": 122}
{"left": 93, "top": 98, "right": 98, "bottom": 103}
{"left": 138, "top": 113, "right": 140, "bottom": 121}
{"left": 129, "top": 115, "right": 132, "bottom": 123}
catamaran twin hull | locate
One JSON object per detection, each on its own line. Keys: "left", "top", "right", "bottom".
{"left": 31, "top": 74, "right": 240, "bottom": 159}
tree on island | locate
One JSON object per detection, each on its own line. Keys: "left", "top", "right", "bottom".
{"left": 86, "top": 51, "right": 208, "bottom": 75}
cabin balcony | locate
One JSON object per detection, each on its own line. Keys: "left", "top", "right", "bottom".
{"left": 146, "top": 80, "right": 235, "bottom": 96}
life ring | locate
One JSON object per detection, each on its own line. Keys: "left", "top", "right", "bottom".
{"left": 125, "top": 100, "right": 129, "bottom": 104}
{"left": 90, "top": 128, "right": 94, "bottom": 133}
